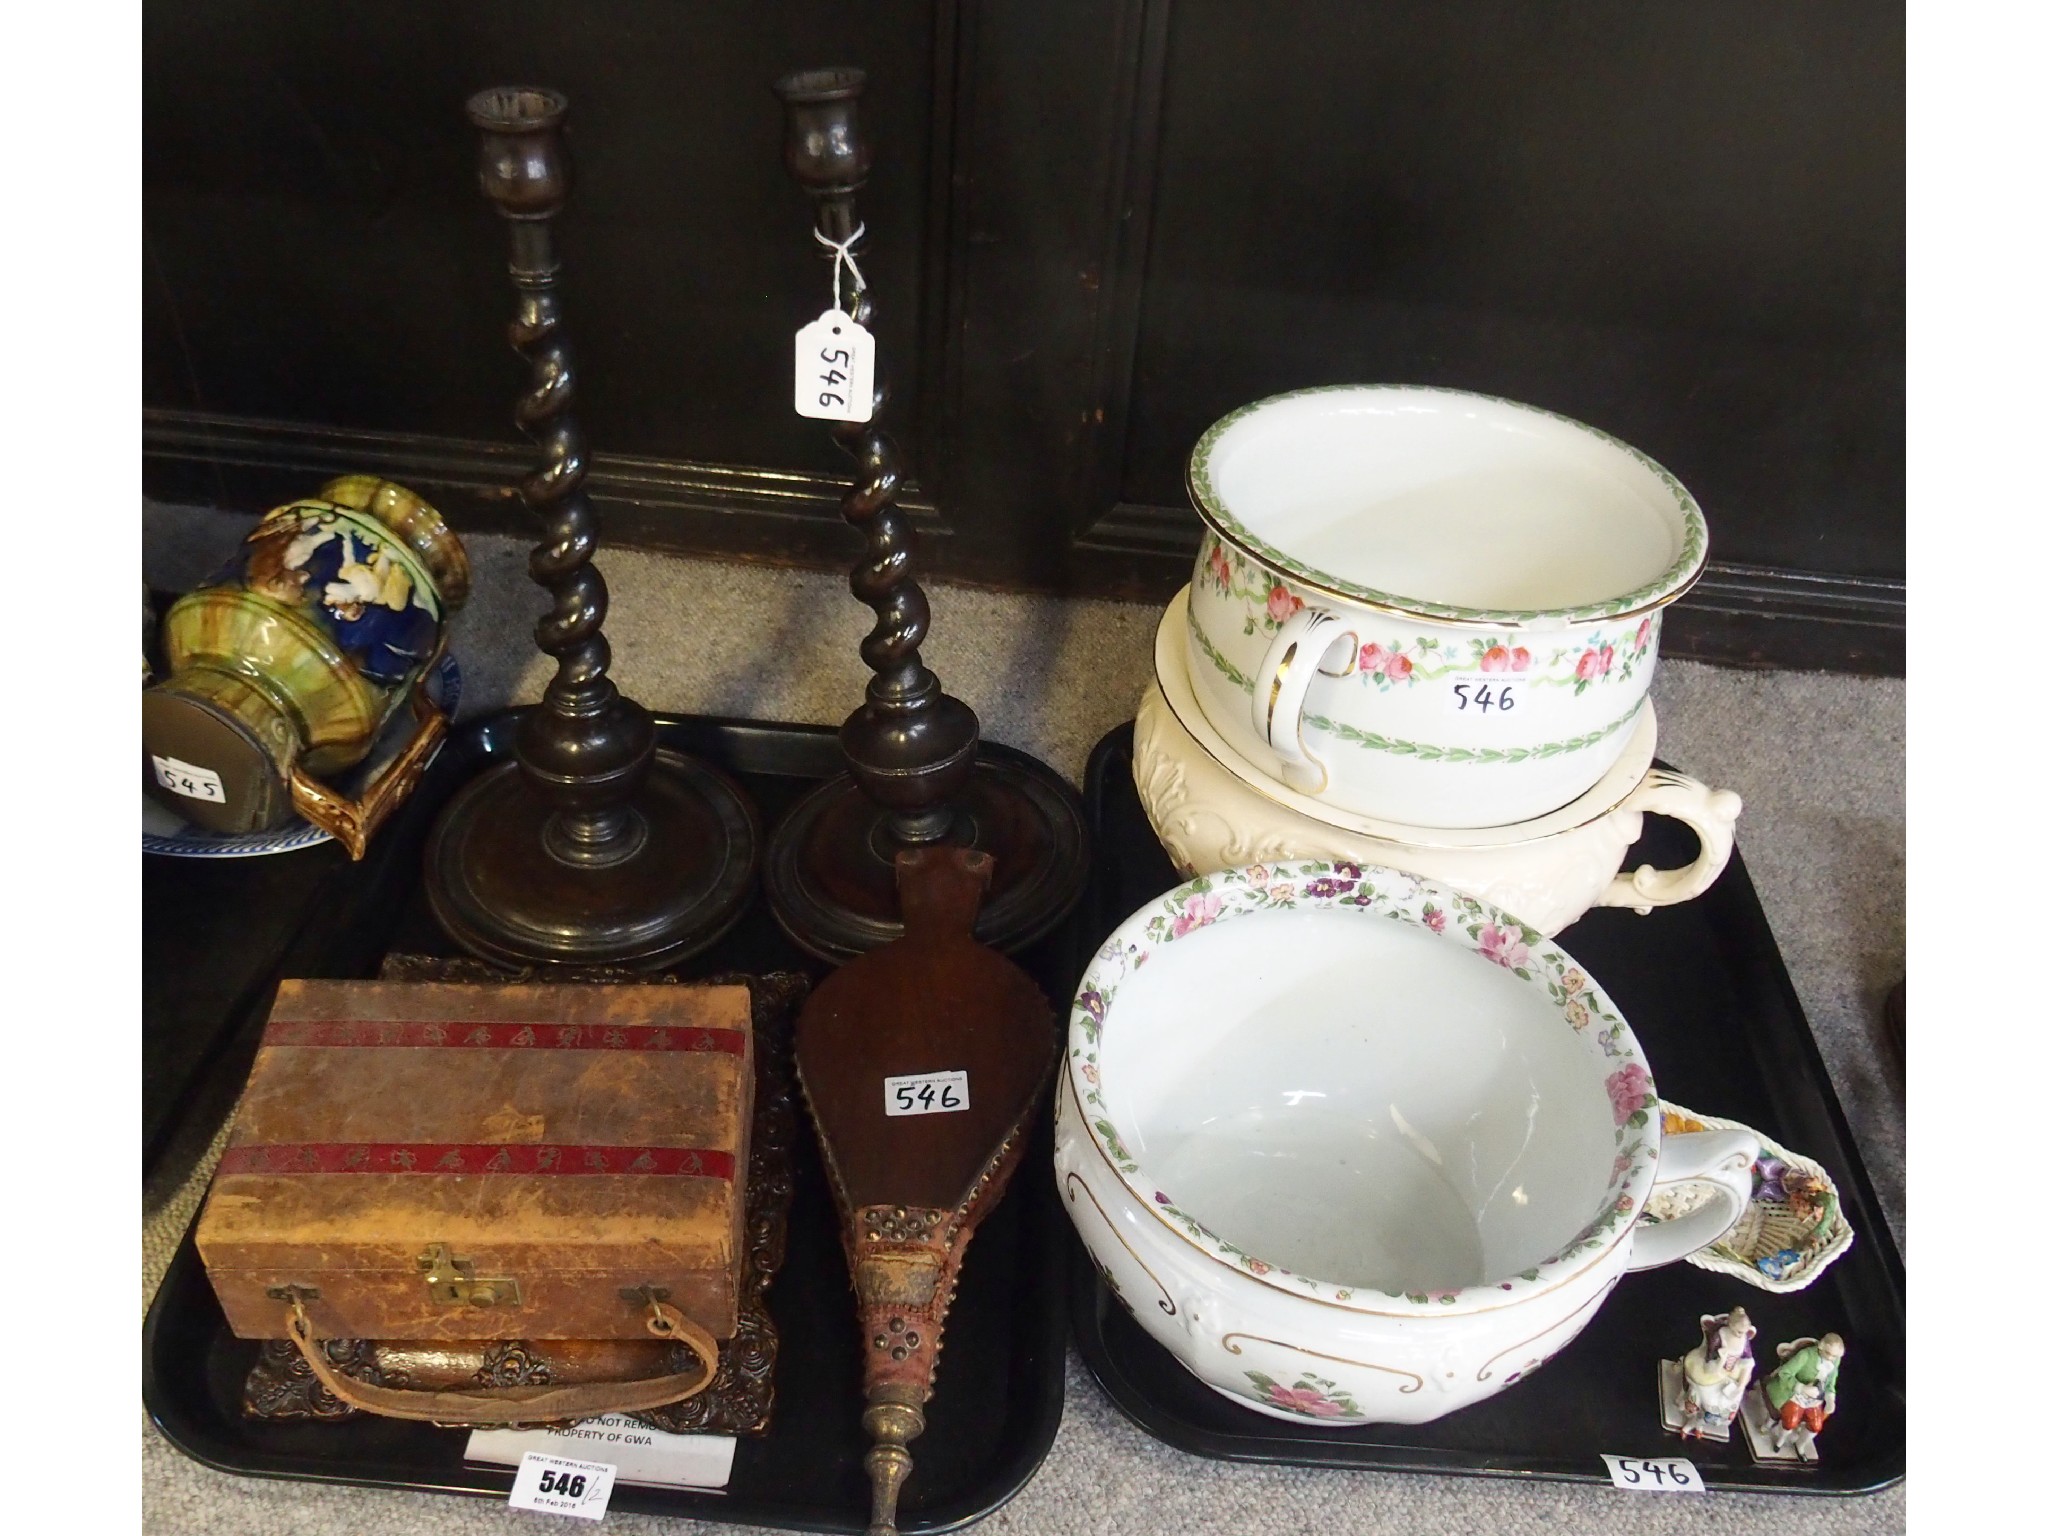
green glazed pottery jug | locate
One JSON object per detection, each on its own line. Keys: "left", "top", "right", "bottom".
{"left": 143, "top": 476, "right": 470, "bottom": 856}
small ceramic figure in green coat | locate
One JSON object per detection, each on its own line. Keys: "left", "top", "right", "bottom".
{"left": 1762, "top": 1333, "right": 1845, "bottom": 1457}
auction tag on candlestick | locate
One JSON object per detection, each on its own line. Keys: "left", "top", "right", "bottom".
{"left": 1600, "top": 1453, "right": 1703, "bottom": 1492}
{"left": 508, "top": 1451, "right": 618, "bottom": 1520}
{"left": 1442, "top": 674, "right": 1523, "bottom": 719}
{"left": 794, "top": 308, "right": 875, "bottom": 422}
{"left": 150, "top": 753, "right": 226, "bottom": 804}
{"left": 884, "top": 1070, "right": 970, "bottom": 1117}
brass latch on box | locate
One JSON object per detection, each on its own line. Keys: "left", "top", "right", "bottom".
{"left": 418, "top": 1242, "right": 522, "bottom": 1307}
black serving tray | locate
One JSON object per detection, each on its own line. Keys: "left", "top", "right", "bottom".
{"left": 1070, "top": 724, "right": 1905, "bottom": 1496}
{"left": 143, "top": 593, "right": 449, "bottom": 1193}
{"left": 144, "top": 833, "right": 367, "bottom": 1190}
{"left": 144, "top": 710, "right": 1078, "bottom": 1533}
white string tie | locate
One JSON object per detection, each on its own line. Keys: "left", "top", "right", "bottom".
{"left": 814, "top": 222, "right": 867, "bottom": 313}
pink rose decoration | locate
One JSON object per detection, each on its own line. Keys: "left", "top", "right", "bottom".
{"left": 1244, "top": 1257, "right": 1272, "bottom": 1275}
{"left": 1599, "top": 645, "right": 1615, "bottom": 674}
{"left": 1207, "top": 542, "right": 1231, "bottom": 586}
{"left": 1605, "top": 1062, "right": 1654, "bottom": 1125}
{"left": 1265, "top": 1383, "right": 1350, "bottom": 1418}
{"left": 1170, "top": 891, "right": 1223, "bottom": 938}
{"left": 1481, "top": 645, "right": 1510, "bottom": 673}
{"left": 1423, "top": 906, "right": 1447, "bottom": 933}
{"left": 1385, "top": 652, "right": 1413, "bottom": 681}
{"left": 1511, "top": 647, "right": 1532, "bottom": 671}
{"left": 1478, "top": 923, "right": 1530, "bottom": 971}
{"left": 1357, "top": 642, "right": 1387, "bottom": 674}
{"left": 1575, "top": 649, "right": 1602, "bottom": 681}
{"left": 1267, "top": 584, "right": 1304, "bottom": 623}
{"left": 1635, "top": 617, "right": 1652, "bottom": 651}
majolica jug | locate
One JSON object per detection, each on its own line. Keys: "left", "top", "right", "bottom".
{"left": 143, "top": 476, "right": 469, "bottom": 856}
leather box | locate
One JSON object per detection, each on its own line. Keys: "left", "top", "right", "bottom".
{"left": 197, "top": 979, "right": 753, "bottom": 1344}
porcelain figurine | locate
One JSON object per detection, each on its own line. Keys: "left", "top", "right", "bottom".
{"left": 1660, "top": 1307, "right": 1755, "bottom": 1441}
{"left": 1741, "top": 1333, "right": 1845, "bottom": 1463}
{"left": 143, "top": 476, "right": 469, "bottom": 855}
{"left": 1181, "top": 386, "right": 1708, "bottom": 828}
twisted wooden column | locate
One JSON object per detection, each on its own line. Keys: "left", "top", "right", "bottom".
{"left": 425, "top": 86, "right": 758, "bottom": 969}
{"left": 476, "top": 86, "right": 655, "bottom": 866}
{"left": 785, "top": 68, "right": 978, "bottom": 846}
{"left": 763, "top": 69, "right": 1088, "bottom": 962}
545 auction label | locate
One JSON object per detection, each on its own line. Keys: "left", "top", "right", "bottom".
{"left": 151, "top": 753, "right": 226, "bottom": 803}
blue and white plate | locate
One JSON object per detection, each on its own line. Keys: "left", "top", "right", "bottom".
{"left": 143, "top": 653, "right": 462, "bottom": 859}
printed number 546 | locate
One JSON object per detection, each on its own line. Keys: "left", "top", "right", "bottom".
{"left": 817, "top": 345, "right": 851, "bottom": 406}
{"left": 893, "top": 1081, "right": 961, "bottom": 1113}
{"left": 1602, "top": 1454, "right": 1700, "bottom": 1491}
{"left": 1451, "top": 681, "right": 1515, "bottom": 713}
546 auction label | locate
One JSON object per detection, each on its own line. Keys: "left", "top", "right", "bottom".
{"left": 509, "top": 1452, "right": 617, "bottom": 1520}
{"left": 1442, "top": 674, "right": 1521, "bottom": 719}
{"left": 793, "top": 307, "right": 876, "bottom": 422}
{"left": 1600, "top": 1453, "right": 1703, "bottom": 1492}
{"left": 884, "top": 1070, "right": 970, "bottom": 1117}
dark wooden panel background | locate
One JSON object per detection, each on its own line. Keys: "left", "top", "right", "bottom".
{"left": 144, "top": 1, "right": 1904, "bottom": 673}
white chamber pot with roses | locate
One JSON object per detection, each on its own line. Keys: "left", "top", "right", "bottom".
{"left": 1054, "top": 861, "right": 1761, "bottom": 1426}
{"left": 1181, "top": 385, "right": 1708, "bottom": 830}
{"left": 1137, "top": 589, "right": 1743, "bottom": 937}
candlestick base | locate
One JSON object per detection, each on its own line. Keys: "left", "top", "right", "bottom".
{"left": 426, "top": 748, "right": 759, "bottom": 970}
{"left": 763, "top": 743, "right": 1088, "bottom": 963}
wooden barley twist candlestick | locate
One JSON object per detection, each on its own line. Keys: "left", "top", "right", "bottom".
{"left": 424, "top": 86, "right": 758, "bottom": 970}
{"left": 479, "top": 88, "right": 648, "bottom": 865}
{"left": 787, "top": 71, "right": 978, "bottom": 846}
{"left": 763, "top": 68, "right": 1087, "bottom": 963}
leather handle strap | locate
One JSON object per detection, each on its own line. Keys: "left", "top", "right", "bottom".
{"left": 281, "top": 1297, "right": 719, "bottom": 1425}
